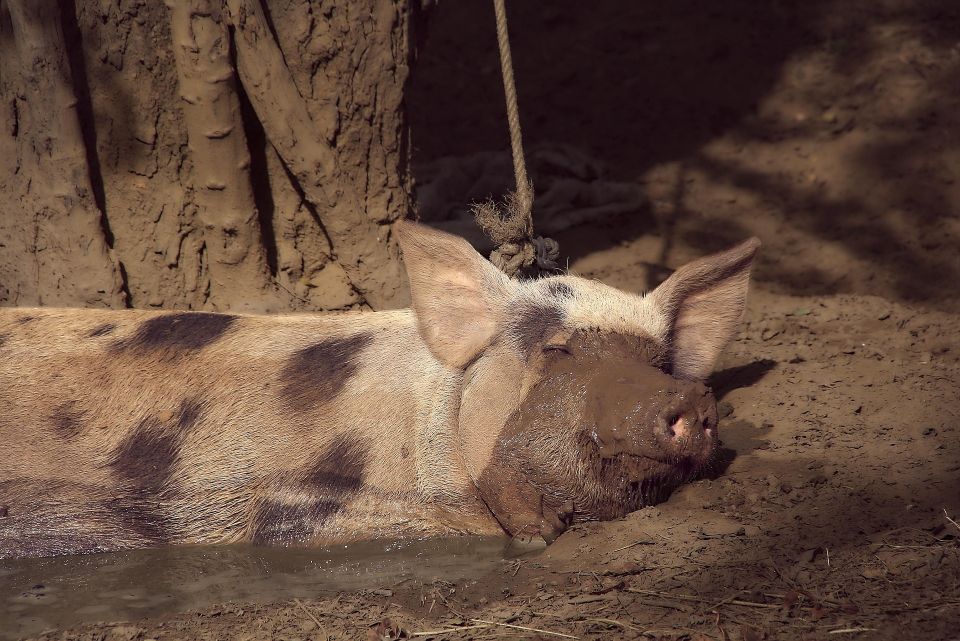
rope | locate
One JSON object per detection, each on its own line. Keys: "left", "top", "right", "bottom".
{"left": 473, "top": 0, "right": 559, "bottom": 278}
{"left": 492, "top": 0, "right": 532, "bottom": 219}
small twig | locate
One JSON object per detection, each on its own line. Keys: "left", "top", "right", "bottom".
{"left": 583, "top": 617, "right": 642, "bottom": 632}
{"left": 504, "top": 559, "right": 524, "bottom": 577}
{"left": 470, "top": 618, "right": 579, "bottom": 639}
{"left": 762, "top": 592, "right": 845, "bottom": 608}
{"left": 626, "top": 588, "right": 781, "bottom": 610}
{"left": 873, "top": 553, "right": 890, "bottom": 573}
{"left": 293, "top": 598, "right": 325, "bottom": 630}
{"left": 878, "top": 599, "right": 960, "bottom": 613}
{"left": 829, "top": 628, "right": 877, "bottom": 634}
{"left": 611, "top": 538, "right": 656, "bottom": 553}
{"left": 567, "top": 594, "right": 615, "bottom": 605}
{"left": 410, "top": 623, "right": 491, "bottom": 637}
{"left": 536, "top": 614, "right": 665, "bottom": 635}
{"left": 702, "top": 591, "right": 748, "bottom": 614}
{"left": 557, "top": 563, "right": 688, "bottom": 574}
{"left": 944, "top": 508, "right": 960, "bottom": 532}
{"left": 633, "top": 599, "right": 693, "bottom": 613}
{"left": 435, "top": 596, "right": 468, "bottom": 621}
{"left": 271, "top": 278, "right": 311, "bottom": 305}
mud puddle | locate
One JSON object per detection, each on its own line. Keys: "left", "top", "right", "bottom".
{"left": 0, "top": 537, "right": 535, "bottom": 640}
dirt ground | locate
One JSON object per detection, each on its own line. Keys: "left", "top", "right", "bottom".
{"left": 15, "top": 0, "right": 960, "bottom": 639}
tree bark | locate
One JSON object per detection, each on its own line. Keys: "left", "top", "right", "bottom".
{"left": 165, "top": 0, "right": 279, "bottom": 312}
{"left": 2, "top": 0, "right": 125, "bottom": 307}
{"left": 227, "top": 0, "right": 406, "bottom": 310}
{"left": 0, "top": 0, "right": 416, "bottom": 311}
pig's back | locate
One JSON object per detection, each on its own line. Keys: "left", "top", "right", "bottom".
{"left": 0, "top": 307, "right": 437, "bottom": 556}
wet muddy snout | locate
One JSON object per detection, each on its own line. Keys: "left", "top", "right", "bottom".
{"left": 587, "top": 363, "right": 719, "bottom": 465}
{"left": 653, "top": 382, "right": 718, "bottom": 459}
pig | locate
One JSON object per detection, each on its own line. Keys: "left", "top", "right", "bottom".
{"left": 0, "top": 221, "right": 759, "bottom": 558}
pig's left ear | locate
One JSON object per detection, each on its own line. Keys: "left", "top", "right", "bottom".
{"left": 648, "top": 237, "right": 761, "bottom": 381}
{"left": 395, "top": 220, "right": 515, "bottom": 369}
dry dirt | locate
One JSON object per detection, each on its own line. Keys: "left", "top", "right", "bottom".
{"left": 12, "top": 0, "right": 960, "bottom": 639}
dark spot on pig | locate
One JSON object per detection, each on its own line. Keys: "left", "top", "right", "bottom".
{"left": 88, "top": 323, "right": 116, "bottom": 337}
{"left": 279, "top": 333, "right": 373, "bottom": 412}
{"left": 511, "top": 303, "right": 565, "bottom": 358}
{"left": 250, "top": 437, "right": 369, "bottom": 544}
{"left": 546, "top": 281, "right": 575, "bottom": 299}
{"left": 109, "top": 417, "right": 181, "bottom": 493}
{"left": 50, "top": 401, "right": 85, "bottom": 439}
{"left": 177, "top": 398, "right": 204, "bottom": 431}
{"left": 304, "top": 436, "right": 368, "bottom": 493}
{"left": 105, "top": 496, "right": 171, "bottom": 545}
{"left": 16, "top": 315, "right": 36, "bottom": 324}
{"left": 0, "top": 479, "right": 167, "bottom": 553}
{"left": 107, "top": 418, "right": 185, "bottom": 544}
{"left": 0, "top": 526, "right": 105, "bottom": 558}
{"left": 0, "top": 505, "right": 8, "bottom": 517}
{"left": 251, "top": 498, "right": 341, "bottom": 545}
{"left": 116, "top": 312, "right": 237, "bottom": 354}
{"left": 0, "top": 332, "right": 8, "bottom": 347}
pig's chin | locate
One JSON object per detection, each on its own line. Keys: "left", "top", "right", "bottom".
{"left": 611, "top": 454, "right": 700, "bottom": 485}
{"left": 588, "top": 429, "right": 715, "bottom": 481}
{"left": 591, "top": 450, "right": 713, "bottom": 515}
{"left": 636, "top": 451, "right": 713, "bottom": 476}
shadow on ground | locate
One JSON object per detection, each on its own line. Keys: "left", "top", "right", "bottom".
{"left": 408, "top": 0, "right": 960, "bottom": 309}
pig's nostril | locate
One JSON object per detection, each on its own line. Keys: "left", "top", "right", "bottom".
{"left": 664, "top": 414, "right": 681, "bottom": 437}
{"left": 702, "top": 417, "right": 714, "bottom": 438}
{"left": 665, "top": 412, "right": 711, "bottom": 441}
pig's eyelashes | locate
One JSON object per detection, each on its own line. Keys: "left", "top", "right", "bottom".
{"left": 543, "top": 344, "right": 572, "bottom": 355}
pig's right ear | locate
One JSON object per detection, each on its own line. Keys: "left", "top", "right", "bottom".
{"left": 396, "top": 220, "right": 515, "bottom": 369}
{"left": 648, "top": 237, "right": 761, "bottom": 381}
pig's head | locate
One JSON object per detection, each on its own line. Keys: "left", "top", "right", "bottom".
{"left": 396, "top": 221, "right": 759, "bottom": 542}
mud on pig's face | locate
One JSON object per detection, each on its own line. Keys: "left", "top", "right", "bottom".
{"left": 396, "top": 221, "right": 759, "bottom": 542}
{"left": 477, "top": 328, "right": 721, "bottom": 542}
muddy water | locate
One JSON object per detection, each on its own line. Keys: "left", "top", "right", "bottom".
{"left": 0, "top": 537, "right": 533, "bottom": 640}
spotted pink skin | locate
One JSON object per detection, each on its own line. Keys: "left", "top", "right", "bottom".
{"left": 0, "top": 222, "right": 758, "bottom": 557}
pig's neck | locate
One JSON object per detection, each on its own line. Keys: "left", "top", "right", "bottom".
{"left": 343, "top": 310, "right": 505, "bottom": 537}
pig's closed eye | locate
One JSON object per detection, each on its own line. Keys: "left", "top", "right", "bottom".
{"left": 543, "top": 344, "right": 571, "bottom": 355}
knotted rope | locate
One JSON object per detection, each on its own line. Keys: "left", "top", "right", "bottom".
{"left": 472, "top": 0, "right": 559, "bottom": 277}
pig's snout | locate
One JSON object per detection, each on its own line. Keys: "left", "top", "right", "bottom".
{"left": 654, "top": 384, "right": 718, "bottom": 459}
{"left": 588, "top": 369, "right": 719, "bottom": 464}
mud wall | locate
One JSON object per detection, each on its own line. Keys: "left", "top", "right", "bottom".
{"left": 0, "top": 0, "right": 416, "bottom": 312}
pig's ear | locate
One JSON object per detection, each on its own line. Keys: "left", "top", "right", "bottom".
{"left": 648, "top": 238, "right": 760, "bottom": 381}
{"left": 395, "top": 220, "right": 514, "bottom": 369}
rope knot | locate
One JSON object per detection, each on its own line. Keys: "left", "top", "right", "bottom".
{"left": 531, "top": 235, "right": 560, "bottom": 270}
{"left": 472, "top": 186, "right": 559, "bottom": 277}
{"left": 472, "top": 0, "right": 560, "bottom": 279}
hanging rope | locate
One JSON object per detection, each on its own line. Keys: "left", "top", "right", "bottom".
{"left": 472, "top": 0, "right": 559, "bottom": 277}
{"left": 493, "top": 0, "right": 531, "bottom": 219}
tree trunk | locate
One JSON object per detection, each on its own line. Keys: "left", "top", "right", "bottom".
{"left": 166, "top": 0, "right": 279, "bottom": 312}
{"left": 0, "top": 0, "right": 125, "bottom": 307}
{"left": 0, "top": 0, "right": 417, "bottom": 312}
{"left": 226, "top": 0, "right": 405, "bottom": 309}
